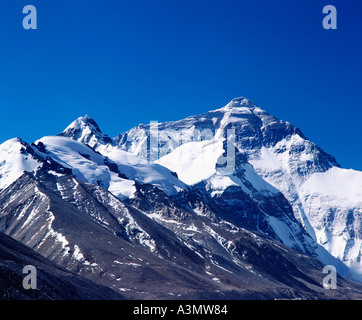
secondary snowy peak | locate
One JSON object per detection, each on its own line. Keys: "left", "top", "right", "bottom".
{"left": 36, "top": 136, "right": 137, "bottom": 199}
{"left": 58, "top": 116, "right": 188, "bottom": 196}
{"left": 59, "top": 114, "right": 113, "bottom": 148}
{"left": 36, "top": 135, "right": 187, "bottom": 198}
{"left": 0, "top": 138, "right": 42, "bottom": 191}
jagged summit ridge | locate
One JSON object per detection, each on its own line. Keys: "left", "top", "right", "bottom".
{"left": 59, "top": 114, "right": 112, "bottom": 148}
{"left": 218, "top": 96, "right": 261, "bottom": 111}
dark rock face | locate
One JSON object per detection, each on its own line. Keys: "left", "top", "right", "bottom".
{"left": 1, "top": 168, "right": 362, "bottom": 300}
{"left": 0, "top": 231, "right": 124, "bottom": 300}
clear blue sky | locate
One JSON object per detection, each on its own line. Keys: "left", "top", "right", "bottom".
{"left": 1, "top": 0, "right": 361, "bottom": 170}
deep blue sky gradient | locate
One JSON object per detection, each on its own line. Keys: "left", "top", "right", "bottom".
{"left": 1, "top": 0, "right": 361, "bottom": 169}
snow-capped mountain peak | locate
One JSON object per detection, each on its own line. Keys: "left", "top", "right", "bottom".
{"left": 218, "top": 96, "right": 259, "bottom": 111}
{"left": 113, "top": 97, "right": 361, "bottom": 279}
{"left": 0, "top": 138, "right": 42, "bottom": 191}
{"left": 59, "top": 114, "right": 112, "bottom": 148}
{"left": 58, "top": 116, "right": 189, "bottom": 196}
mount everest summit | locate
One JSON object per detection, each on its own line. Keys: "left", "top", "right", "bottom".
{"left": 113, "top": 97, "right": 362, "bottom": 276}
{"left": 0, "top": 97, "right": 362, "bottom": 299}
